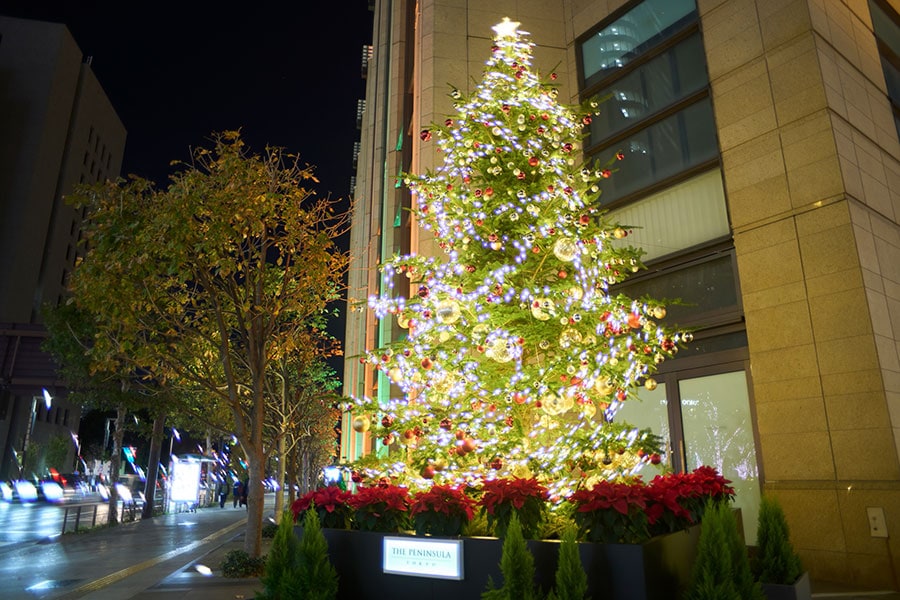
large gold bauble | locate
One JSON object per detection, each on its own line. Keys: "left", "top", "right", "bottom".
{"left": 595, "top": 379, "right": 614, "bottom": 396}
{"left": 651, "top": 306, "right": 666, "bottom": 319}
{"left": 644, "top": 378, "right": 658, "bottom": 391}
{"left": 436, "top": 299, "right": 461, "bottom": 324}
{"left": 351, "top": 415, "right": 371, "bottom": 433}
{"left": 486, "top": 337, "right": 514, "bottom": 363}
{"left": 553, "top": 237, "right": 578, "bottom": 262}
{"left": 388, "top": 367, "right": 403, "bottom": 383}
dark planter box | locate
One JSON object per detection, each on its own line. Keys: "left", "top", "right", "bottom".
{"left": 295, "top": 525, "right": 700, "bottom": 600}
{"left": 761, "top": 571, "right": 812, "bottom": 600}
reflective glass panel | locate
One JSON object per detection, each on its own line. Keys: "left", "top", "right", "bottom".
{"left": 582, "top": 0, "right": 697, "bottom": 87}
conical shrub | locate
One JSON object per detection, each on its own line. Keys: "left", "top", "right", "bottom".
{"left": 752, "top": 495, "right": 803, "bottom": 584}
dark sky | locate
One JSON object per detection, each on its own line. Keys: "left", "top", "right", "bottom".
{"left": 2, "top": 2, "right": 373, "bottom": 380}
{"left": 3, "top": 2, "right": 373, "bottom": 194}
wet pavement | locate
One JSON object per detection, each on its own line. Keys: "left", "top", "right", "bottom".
{"left": 2, "top": 492, "right": 898, "bottom": 599}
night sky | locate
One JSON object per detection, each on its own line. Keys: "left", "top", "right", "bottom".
{"left": 3, "top": 2, "right": 374, "bottom": 382}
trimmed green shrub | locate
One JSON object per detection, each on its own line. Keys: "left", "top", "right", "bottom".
{"left": 687, "top": 500, "right": 762, "bottom": 600}
{"left": 221, "top": 549, "right": 266, "bottom": 578}
{"left": 552, "top": 524, "right": 588, "bottom": 600}
{"left": 262, "top": 521, "right": 279, "bottom": 538}
{"left": 752, "top": 495, "right": 803, "bottom": 584}
{"left": 295, "top": 506, "right": 338, "bottom": 599}
{"left": 482, "top": 513, "right": 541, "bottom": 600}
{"left": 258, "top": 511, "right": 300, "bottom": 598}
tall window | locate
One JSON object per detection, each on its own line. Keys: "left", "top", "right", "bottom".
{"left": 579, "top": 0, "right": 761, "bottom": 541}
{"left": 869, "top": 0, "right": 900, "bottom": 139}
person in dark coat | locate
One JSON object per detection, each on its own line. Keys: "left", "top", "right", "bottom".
{"left": 217, "top": 480, "right": 228, "bottom": 508}
{"left": 240, "top": 478, "right": 248, "bottom": 507}
{"left": 233, "top": 480, "right": 242, "bottom": 508}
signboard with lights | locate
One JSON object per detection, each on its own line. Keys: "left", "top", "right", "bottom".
{"left": 169, "top": 457, "right": 201, "bottom": 503}
{"left": 382, "top": 537, "right": 463, "bottom": 580}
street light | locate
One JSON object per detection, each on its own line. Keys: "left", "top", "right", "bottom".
{"left": 21, "top": 388, "right": 52, "bottom": 477}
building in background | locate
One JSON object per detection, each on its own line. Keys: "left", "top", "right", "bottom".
{"left": 0, "top": 15, "right": 125, "bottom": 480}
{"left": 344, "top": 0, "right": 900, "bottom": 588}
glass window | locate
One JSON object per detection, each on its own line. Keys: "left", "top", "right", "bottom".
{"left": 680, "top": 371, "right": 760, "bottom": 544}
{"left": 589, "top": 33, "right": 707, "bottom": 144}
{"left": 595, "top": 98, "right": 718, "bottom": 205}
{"left": 608, "top": 168, "right": 729, "bottom": 261}
{"left": 871, "top": 0, "right": 900, "bottom": 58}
{"left": 617, "top": 254, "right": 740, "bottom": 326}
{"left": 582, "top": 0, "right": 698, "bottom": 88}
{"left": 615, "top": 382, "right": 670, "bottom": 479}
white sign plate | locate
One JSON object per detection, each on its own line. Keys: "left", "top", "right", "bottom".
{"left": 382, "top": 536, "right": 464, "bottom": 580}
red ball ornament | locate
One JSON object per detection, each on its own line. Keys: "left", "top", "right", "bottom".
{"left": 351, "top": 471, "right": 363, "bottom": 483}
{"left": 490, "top": 458, "right": 503, "bottom": 470}
{"left": 616, "top": 151, "right": 625, "bottom": 160}
{"left": 528, "top": 156, "right": 539, "bottom": 167}
{"left": 440, "top": 418, "right": 453, "bottom": 430}
{"left": 650, "top": 453, "right": 662, "bottom": 465}
{"left": 421, "top": 465, "right": 436, "bottom": 479}
{"left": 420, "top": 129, "right": 432, "bottom": 141}
{"left": 381, "top": 415, "right": 394, "bottom": 427}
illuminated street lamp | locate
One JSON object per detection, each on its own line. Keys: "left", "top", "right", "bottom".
{"left": 21, "top": 388, "right": 52, "bottom": 477}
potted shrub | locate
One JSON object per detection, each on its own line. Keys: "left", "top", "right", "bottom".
{"left": 409, "top": 483, "right": 477, "bottom": 536}
{"left": 752, "top": 495, "right": 811, "bottom": 600}
{"left": 686, "top": 499, "right": 763, "bottom": 600}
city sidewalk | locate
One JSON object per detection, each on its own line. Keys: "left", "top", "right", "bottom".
{"left": 2, "top": 497, "right": 273, "bottom": 600}
{"left": 4, "top": 494, "right": 899, "bottom": 599}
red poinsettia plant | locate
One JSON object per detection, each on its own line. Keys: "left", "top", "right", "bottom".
{"left": 409, "top": 484, "right": 477, "bottom": 537}
{"left": 644, "top": 465, "right": 735, "bottom": 535}
{"left": 290, "top": 485, "right": 352, "bottom": 529}
{"left": 479, "top": 476, "right": 548, "bottom": 539}
{"left": 570, "top": 466, "right": 735, "bottom": 543}
{"left": 569, "top": 479, "right": 649, "bottom": 543}
{"left": 346, "top": 483, "right": 411, "bottom": 533}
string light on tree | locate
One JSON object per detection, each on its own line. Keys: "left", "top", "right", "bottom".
{"left": 346, "top": 19, "right": 688, "bottom": 499}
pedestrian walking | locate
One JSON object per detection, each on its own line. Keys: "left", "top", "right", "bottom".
{"left": 217, "top": 480, "right": 228, "bottom": 508}
{"left": 233, "top": 480, "right": 242, "bottom": 508}
{"left": 240, "top": 478, "right": 248, "bottom": 508}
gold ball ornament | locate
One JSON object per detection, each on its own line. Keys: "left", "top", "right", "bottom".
{"left": 436, "top": 299, "right": 461, "bottom": 324}
{"left": 644, "top": 378, "right": 658, "bottom": 391}
{"left": 553, "top": 237, "right": 578, "bottom": 262}
{"left": 388, "top": 367, "right": 403, "bottom": 383}
{"left": 613, "top": 227, "right": 627, "bottom": 239}
{"left": 651, "top": 306, "right": 666, "bottom": 319}
{"left": 351, "top": 415, "right": 371, "bottom": 433}
{"left": 595, "top": 379, "right": 614, "bottom": 396}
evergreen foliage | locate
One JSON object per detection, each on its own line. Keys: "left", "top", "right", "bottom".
{"left": 296, "top": 507, "right": 339, "bottom": 600}
{"left": 687, "top": 501, "right": 762, "bottom": 600}
{"left": 482, "top": 513, "right": 541, "bottom": 600}
{"left": 552, "top": 524, "right": 589, "bottom": 600}
{"left": 752, "top": 495, "right": 803, "bottom": 584}
{"left": 258, "top": 511, "right": 300, "bottom": 599}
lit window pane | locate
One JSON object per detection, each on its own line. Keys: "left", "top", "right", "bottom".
{"left": 614, "top": 382, "right": 670, "bottom": 479}
{"left": 679, "top": 371, "right": 760, "bottom": 544}
{"left": 617, "top": 255, "right": 739, "bottom": 325}
{"left": 582, "top": 0, "right": 697, "bottom": 87}
{"left": 597, "top": 98, "right": 718, "bottom": 204}
{"left": 588, "top": 33, "right": 707, "bottom": 144}
{"left": 609, "top": 168, "right": 729, "bottom": 261}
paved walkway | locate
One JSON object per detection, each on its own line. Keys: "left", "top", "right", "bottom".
{"left": 2, "top": 494, "right": 898, "bottom": 599}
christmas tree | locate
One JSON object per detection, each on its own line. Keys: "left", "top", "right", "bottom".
{"left": 347, "top": 18, "right": 688, "bottom": 498}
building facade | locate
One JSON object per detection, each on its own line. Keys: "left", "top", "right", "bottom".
{"left": 0, "top": 16, "right": 125, "bottom": 480}
{"left": 343, "top": 0, "right": 900, "bottom": 587}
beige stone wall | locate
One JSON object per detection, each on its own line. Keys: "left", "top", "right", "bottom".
{"left": 699, "top": 0, "right": 900, "bottom": 587}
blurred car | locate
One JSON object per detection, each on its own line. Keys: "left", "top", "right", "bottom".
{"left": 13, "top": 480, "right": 38, "bottom": 502}
{"left": 39, "top": 480, "right": 64, "bottom": 503}
{"left": 0, "top": 481, "right": 13, "bottom": 502}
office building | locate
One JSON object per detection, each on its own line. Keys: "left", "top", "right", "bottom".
{"left": 0, "top": 15, "right": 125, "bottom": 480}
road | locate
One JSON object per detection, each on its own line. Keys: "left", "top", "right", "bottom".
{"left": 0, "top": 497, "right": 136, "bottom": 551}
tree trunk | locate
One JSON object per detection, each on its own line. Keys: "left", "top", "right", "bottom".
{"left": 142, "top": 412, "right": 166, "bottom": 519}
{"left": 243, "top": 441, "right": 265, "bottom": 556}
{"left": 273, "top": 434, "right": 286, "bottom": 523}
{"left": 287, "top": 435, "right": 297, "bottom": 506}
{"left": 108, "top": 404, "right": 126, "bottom": 526}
